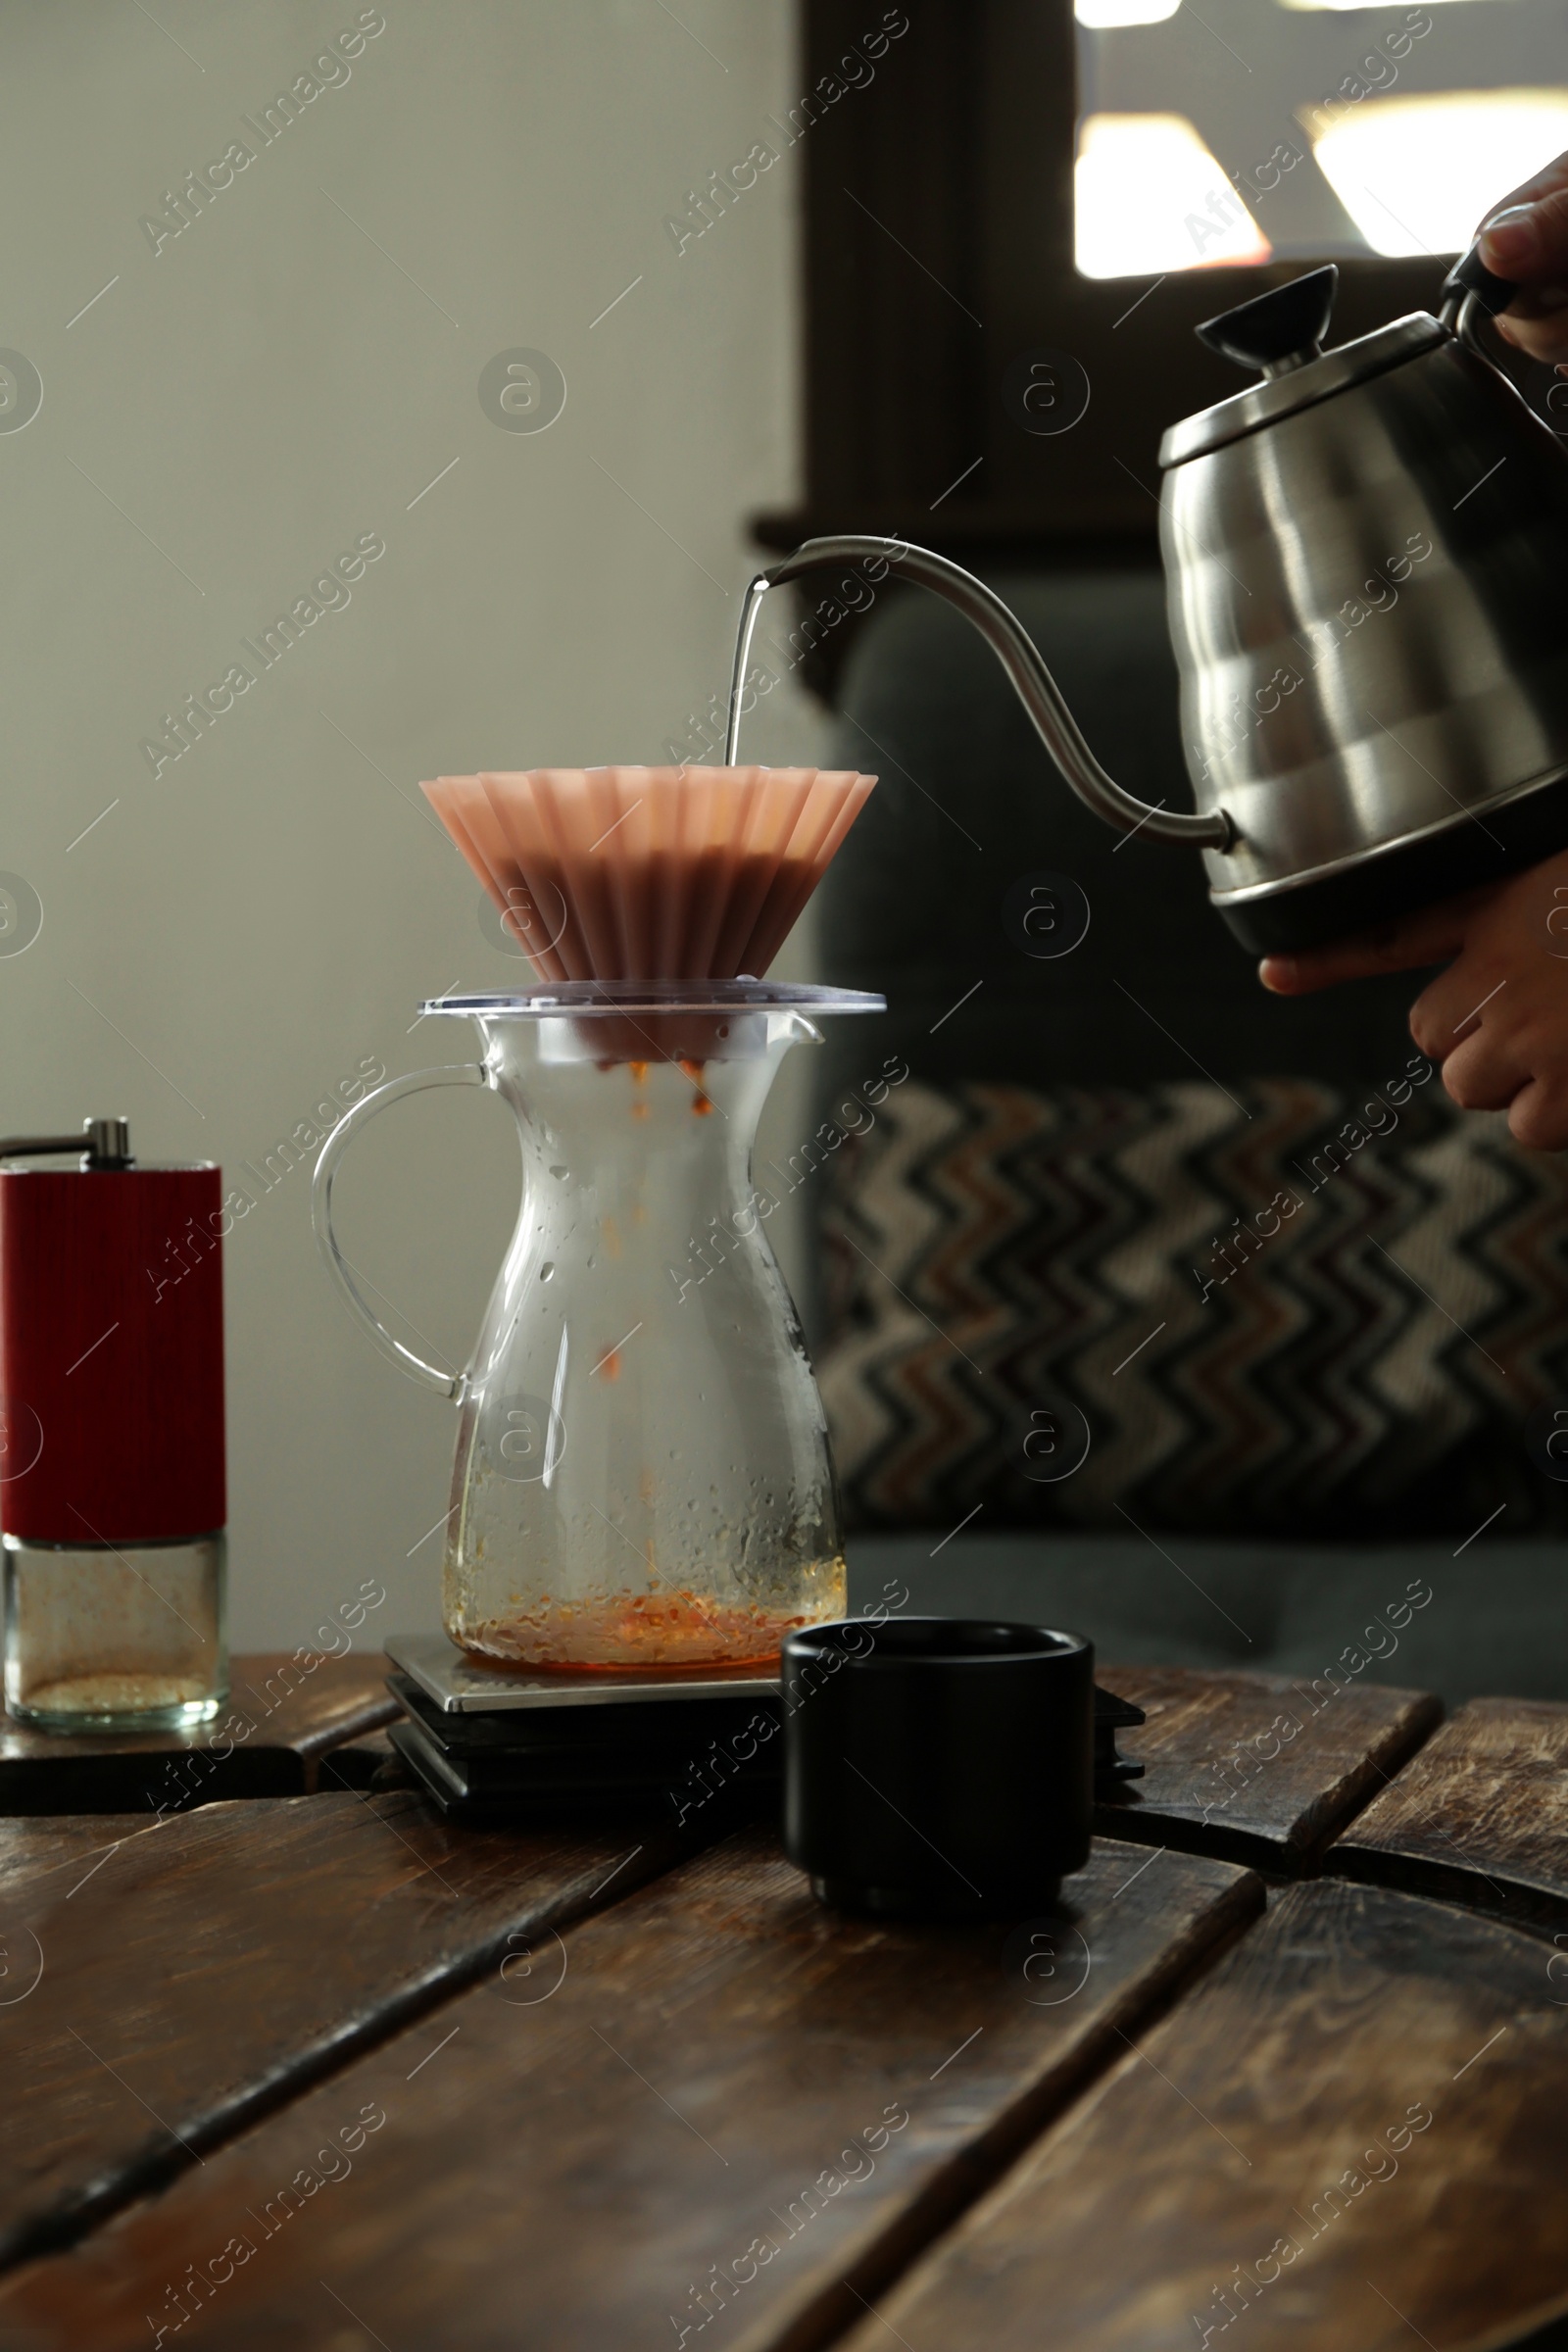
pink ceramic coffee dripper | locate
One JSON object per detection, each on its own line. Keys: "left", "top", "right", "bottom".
{"left": 421, "top": 763, "right": 876, "bottom": 981}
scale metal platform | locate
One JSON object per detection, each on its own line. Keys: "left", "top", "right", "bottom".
{"left": 386, "top": 1632, "right": 782, "bottom": 1713}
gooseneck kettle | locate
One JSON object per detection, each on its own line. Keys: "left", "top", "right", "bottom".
{"left": 730, "top": 245, "right": 1568, "bottom": 952}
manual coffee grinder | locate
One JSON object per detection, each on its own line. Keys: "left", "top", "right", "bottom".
{"left": 1, "top": 1117, "right": 227, "bottom": 1729}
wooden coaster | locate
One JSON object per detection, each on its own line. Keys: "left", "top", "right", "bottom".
{"left": 0, "top": 1652, "right": 398, "bottom": 1816}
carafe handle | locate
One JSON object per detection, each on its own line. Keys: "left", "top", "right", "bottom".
{"left": 312, "top": 1062, "right": 487, "bottom": 1398}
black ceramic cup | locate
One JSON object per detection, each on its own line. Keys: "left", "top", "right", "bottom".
{"left": 781, "top": 1618, "right": 1094, "bottom": 1919}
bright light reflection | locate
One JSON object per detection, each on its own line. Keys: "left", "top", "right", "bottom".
{"left": 1308, "top": 90, "right": 1568, "bottom": 256}
{"left": 1075, "top": 113, "right": 1271, "bottom": 278}
{"left": 1279, "top": 0, "right": 1507, "bottom": 11}
{"left": 1076, "top": 0, "right": 1182, "bottom": 27}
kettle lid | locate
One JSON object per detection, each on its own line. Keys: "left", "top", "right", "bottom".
{"left": 1195, "top": 264, "right": 1340, "bottom": 373}
{"left": 1160, "top": 264, "right": 1446, "bottom": 469}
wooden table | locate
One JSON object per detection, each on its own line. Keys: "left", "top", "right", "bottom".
{"left": 0, "top": 1654, "right": 1562, "bottom": 2349}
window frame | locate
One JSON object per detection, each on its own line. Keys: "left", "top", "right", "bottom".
{"left": 755, "top": 0, "right": 1453, "bottom": 558}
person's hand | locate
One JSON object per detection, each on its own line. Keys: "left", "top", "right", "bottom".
{"left": 1258, "top": 847, "right": 1568, "bottom": 1150}
{"left": 1478, "top": 151, "right": 1568, "bottom": 366}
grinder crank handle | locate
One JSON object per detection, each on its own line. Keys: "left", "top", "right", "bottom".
{"left": 312, "top": 1061, "right": 488, "bottom": 1398}
{"left": 726, "top": 534, "right": 1235, "bottom": 852}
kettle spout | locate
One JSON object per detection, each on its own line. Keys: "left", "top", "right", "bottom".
{"left": 726, "top": 535, "right": 1234, "bottom": 852}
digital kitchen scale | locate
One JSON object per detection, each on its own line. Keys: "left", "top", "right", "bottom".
{"left": 383, "top": 1634, "right": 784, "bottom": 1823}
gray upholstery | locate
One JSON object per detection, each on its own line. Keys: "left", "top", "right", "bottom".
{"left": 847, "top": 1534, "right": 1562, "bottom": 1708}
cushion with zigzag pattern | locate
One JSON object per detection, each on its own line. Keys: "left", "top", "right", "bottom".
{"left": 816, "top": 1073, "right": 1568, "bottom": 1540}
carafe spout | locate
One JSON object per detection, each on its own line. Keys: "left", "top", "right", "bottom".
{"left": 727, "top": 534, "right": 1233, "bottom": 852}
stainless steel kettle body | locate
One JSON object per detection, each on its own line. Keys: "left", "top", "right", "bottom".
{"left": 729, "top": 248, "right": 1568, "bottom": 952}
{"left": 1162, "top": 254, "right": 1568, "bottom": 950}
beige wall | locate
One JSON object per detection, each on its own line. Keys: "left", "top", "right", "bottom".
{"left": 0, "top": 0, "right": 830, "bottom": 1647}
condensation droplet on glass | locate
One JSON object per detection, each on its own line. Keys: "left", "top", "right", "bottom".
{"left": 549, "top": 1164, "right": 568, "bottom": 1180}
{"left": 539, "top": 1262, "right": 556, "bottom": 1281}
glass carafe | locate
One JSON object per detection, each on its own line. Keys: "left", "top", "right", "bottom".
{"left": 313, "top": 982, "right": 881, "bottom": 1671}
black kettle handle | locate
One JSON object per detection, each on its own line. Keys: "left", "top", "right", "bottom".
{"left": 1440, "top": 242, "right": 1518, "bottom": 323}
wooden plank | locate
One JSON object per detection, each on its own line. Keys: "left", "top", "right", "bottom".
{"left": 0, "top": 1788, "right": 689, "bottom": 2268}
{"left": 0, "top": 1833, "right": 1262, "bottom": 2350}
{"left": 1327, "top": 1696, "right": 1568, "bottom": 1934}
{"left": 222, "top": 1653, "right": 398, "bottom": 1783}
{"left": 1096, "top": 1662, "right": 1442, "bottom": 1874}
{"left": 0, "top": 1651, "right": 399, "bottom": 1815}
{"left": 832, "top": 1878, "right": 1568, "bottom": 2352}
{"left": 1, "top": 1819, "right": 162, "bottom": 2029}
{"left": 0, "top": 1818, "right": 156, "bottom": 1908}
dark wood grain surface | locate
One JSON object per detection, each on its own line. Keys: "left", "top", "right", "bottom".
{"left": 0, "top": 1651, "right": 399, "bottom": 1814}
{"left": 0, "top": 1788, "right": 687, "bottom": 2267}
{"left": 1327, "top": 1696, "right": 1568, "bottom": 1934}
{"left": 0, "top": 1817, "right": 158, "bottom": 1906}
{"left": 0, "top": 1831, "right": 1260, "bottom": 2350}
{"left": 0, "top": 1820, "right": 158, "bottom": 2040}
{"left": 834, "top": 1878, "right": 1568, "bottom": 2352}
{"left": 1097, "top": 1663, "right": 1443, "bottom": 1873}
